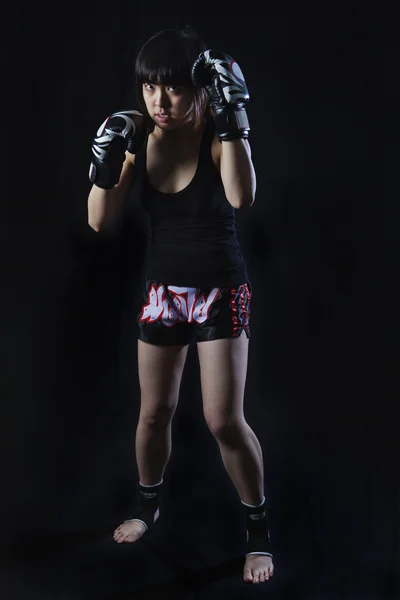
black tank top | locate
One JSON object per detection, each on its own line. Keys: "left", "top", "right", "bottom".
{"left": 134, "top": 117, "right": 249, "bottom": 287}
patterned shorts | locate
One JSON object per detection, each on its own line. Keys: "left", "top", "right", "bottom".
{"left": 137, "top": 278, "right": 251, "bottom": 346}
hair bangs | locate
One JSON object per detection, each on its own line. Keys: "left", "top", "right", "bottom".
{"left": 136, "top": 40, "right": 194, "bottom": 88}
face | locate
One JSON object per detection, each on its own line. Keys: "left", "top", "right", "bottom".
{"left": 142, "top": 83, "right": 193, "bottom": 130}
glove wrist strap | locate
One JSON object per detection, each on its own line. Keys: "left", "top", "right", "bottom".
{"left": 89, "top": 159, "right": 122, "bottom": 190}
{"left": 89, "top": 134, "right": 128, "bottom": 189}
{"left": 212, "top": 105, "right": 250, "bottom": 141}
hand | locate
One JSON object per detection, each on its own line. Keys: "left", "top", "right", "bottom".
{"left": 89, "top": 110, "right": 146, "bottom": 189}
{"left": 191, "top": 50, "right": 250, "bottom": 141}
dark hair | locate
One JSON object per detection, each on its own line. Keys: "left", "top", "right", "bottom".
{"left": 134, "top": 26, "right": 209, "bottom": 130}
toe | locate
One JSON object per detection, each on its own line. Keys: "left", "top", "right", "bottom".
{"left": 243, "top": 568, "right": 253, "bottom": 583}
{"left": 115, "top": 529, "right": 126, "bottom": 543}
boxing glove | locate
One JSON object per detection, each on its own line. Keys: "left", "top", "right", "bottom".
{"left": 89, "top": 110, "right": 146, "bottom": 189}
{"left": 191, "top": 50, "right": 250, "bottom": 141}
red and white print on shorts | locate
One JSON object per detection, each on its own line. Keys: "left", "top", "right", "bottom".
{"left": 137, "top": 278, "right": 251, "bottom": 346}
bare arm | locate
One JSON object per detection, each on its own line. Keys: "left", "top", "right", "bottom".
{"left": 88, "top": 151, "right": 136, "bottom": 231}
{"left": 213, "top": 137, "right": 256, "bottom": 209}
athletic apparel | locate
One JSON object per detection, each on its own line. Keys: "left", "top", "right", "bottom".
{"left": 137, "top": 278, "right": 251, "bottom": 346}
{"left": 124, "top": 480, "right": 163, "bottom": 531}
{"left": 242, "top": 497, "right": 273, "bottom": 557}
{"left": 134, "top": 117, "right": 249, "bottom": 288}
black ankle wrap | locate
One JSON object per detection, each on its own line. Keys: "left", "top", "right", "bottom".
{"left": 125, "top": 480, "right": 162, "bottom": 531}
{"left": 242, "top": 497, "right": 273, "bottom": 557}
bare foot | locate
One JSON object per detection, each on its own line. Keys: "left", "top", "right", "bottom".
{"left": 243, "top": 554, "right": 274, "bottom": 584}
{"left": 113, "top": 520, "right": 147, "bottom": 544}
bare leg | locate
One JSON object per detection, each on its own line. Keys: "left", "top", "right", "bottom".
{"left": 197, "top": 335, "right": 274, "bottom": 584}
{"left": 135, "top": 341, "right": 188, "bottom": 484}
{"left": 114, "top": 340, "right": 188, "bottom": 543}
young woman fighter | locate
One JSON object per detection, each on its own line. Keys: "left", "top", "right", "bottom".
{"left": 87, "top": 26, "right": 274, "bottom": 585}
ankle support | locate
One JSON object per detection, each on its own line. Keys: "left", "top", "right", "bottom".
{"left": 124, "top": 480, "right": 163, "bottom": 531}
{"left": 242, "top": 497, "right": 273, "bottom": 557}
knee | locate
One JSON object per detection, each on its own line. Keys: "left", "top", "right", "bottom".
{"left": 205, "top": 413, "right": 246, "bottom": 444}
{"left": 139, "top": 404, "right": 175, "bottom": 429}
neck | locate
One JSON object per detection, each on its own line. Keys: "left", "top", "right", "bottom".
{"left": 152, "top": 119, "right": 206, "bottom": 144}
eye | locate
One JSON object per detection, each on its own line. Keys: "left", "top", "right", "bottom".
{"left": 143, "top": 83, "right": 154, "bottom": 91}
{"left": 168, "top": 85, "right": 185, "bottom": 94}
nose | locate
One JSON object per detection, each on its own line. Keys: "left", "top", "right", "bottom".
{"left": 154, "top": 87, "right": 170, "bottom": 108}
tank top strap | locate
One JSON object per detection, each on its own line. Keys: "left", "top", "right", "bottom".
{"left": 199, "top": 116, "right": 216, "bottom": 158}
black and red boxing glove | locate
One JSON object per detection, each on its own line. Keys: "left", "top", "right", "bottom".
{"left": 191, "top": 50, "right": 250, "bottom": 141}
{"left": 89, "top": 110, "right": 146, "bottom": 189}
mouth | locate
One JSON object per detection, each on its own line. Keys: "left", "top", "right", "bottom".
{"left": 155, "top": 114, "right": 170, "bottom": 122}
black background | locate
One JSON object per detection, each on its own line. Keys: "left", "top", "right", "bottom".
{"left": 1, "top": 2, "right": 399, "bottom": 599}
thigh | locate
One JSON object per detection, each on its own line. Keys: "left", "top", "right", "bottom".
{"left": 197, "top": 335, "right": 249, "bottom": 426}
{"left": 138, "top": 340, "right": 189, "bottom": 417}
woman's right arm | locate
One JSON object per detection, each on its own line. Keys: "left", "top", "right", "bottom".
{"left": 88, "top": 151, "right": 136, "bottom": 232}
{"left": 87, "top": 109, "right": 147, "bottom": 231}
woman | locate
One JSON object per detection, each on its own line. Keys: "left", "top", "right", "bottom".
{"left": 87, "top": 25, "right": 274, "bottom": 585}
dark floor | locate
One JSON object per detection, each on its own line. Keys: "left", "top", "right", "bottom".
{"left": 1, "top": 392, "right": 398, "bottom": 600}
{"left": 1, "top": 473, "right": 398, "bottom": 600}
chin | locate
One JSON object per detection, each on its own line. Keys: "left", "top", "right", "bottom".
{"left": 156, "top": 121, "right": 180, "bottom": 131}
